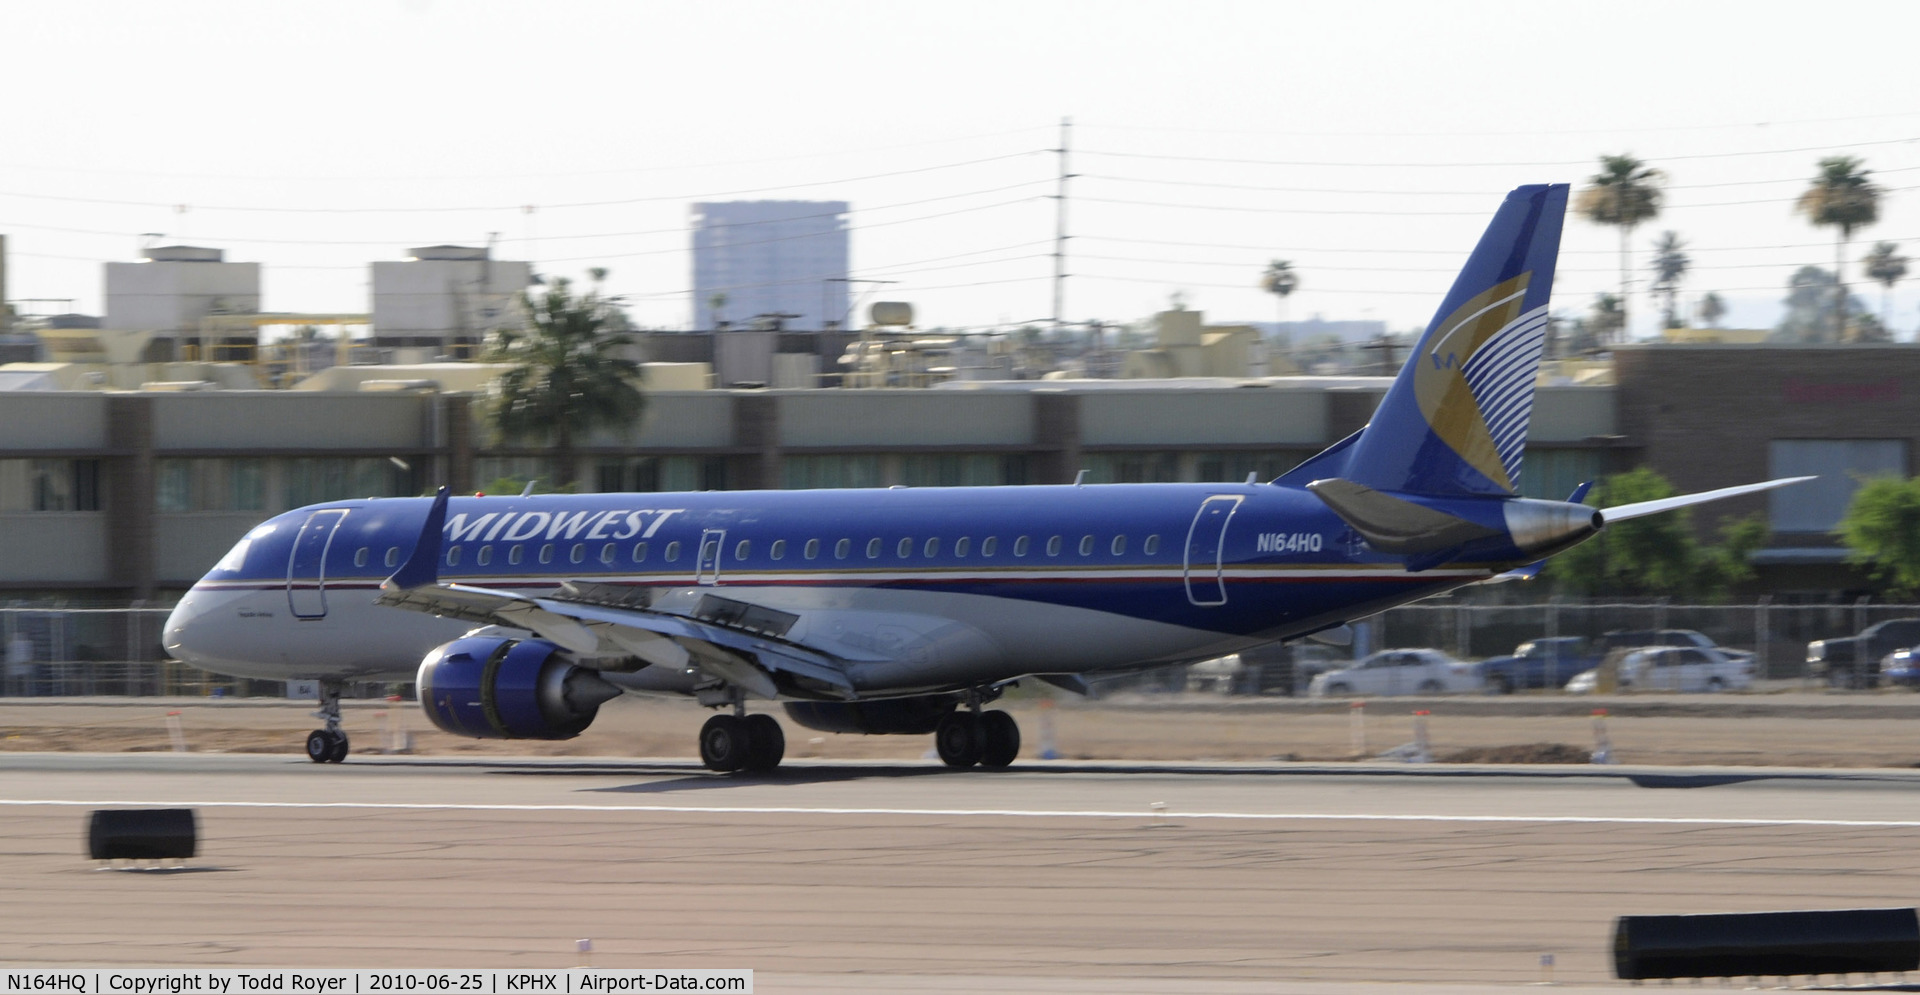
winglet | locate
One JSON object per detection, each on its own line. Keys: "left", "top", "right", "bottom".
{"left": 384, "top": 486, "right": 450, "bottom": 592}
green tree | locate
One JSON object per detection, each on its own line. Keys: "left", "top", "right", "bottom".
{"left": 1835, "top": 475, "right": 1920, "bottom": 597}
{"left": 1774, "top": 266, "right": 1865, "bottom": 342}
{"left": 1695, "top": 514, "right": 1768, "bottom": 599}
{"left": 1862, "top": 240, "right": 1908, "bottom": 333}
{"left": 1796, "top": 156, "right": 1881, "bottom": 341}
{"left": 1697, "top": 291, "right": 1726, "bottom": 329}
{"left": 1259, "top": 259, "right": 1298, "bottom": 354}
{"left": 1587, "top": 292, "right": 1623, "bottom": 349}
{"left": 1546, "top": 468, "right": 1697, "bottom": 596}
{"left": 1648, "top": 231, "right": 1690, "bottom": 329}
{"left": 488, "top": 276, "right": 646, "bottom": 489}
{"left": 707, "top": 291, "right": 728, "bottom": 329}
{"left": 1576, "top": 155, "right": 1664, "bottom": 341}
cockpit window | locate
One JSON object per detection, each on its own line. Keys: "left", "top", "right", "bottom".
{"left": 215, "top": 538, "right": 253, "bottom": 573}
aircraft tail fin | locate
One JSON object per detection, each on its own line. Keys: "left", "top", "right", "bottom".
{"left": 1336, "top": 183, "right": 1569, "bottom": 498}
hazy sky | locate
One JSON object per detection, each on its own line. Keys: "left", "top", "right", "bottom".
{"left": 6, "top": 0, "right": 1920, "bottom": 341}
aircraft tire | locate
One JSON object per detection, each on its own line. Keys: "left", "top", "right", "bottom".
{"left": 743, "top": 714, "right": 785, "bottom": 772}
{"left": 978, "top": 710, "right": 1020, "bottom": 768}
{"left": 326, "top": 732, "right": 349, "bottom": 763}
{"left": 934, "top": 711, "right": 983, "bottom": 768}
{"left": 699, "top": 715, "right": 751, "bottom": 773}
{"left": 305, "top": 730, "right": 332, "bottom": 764}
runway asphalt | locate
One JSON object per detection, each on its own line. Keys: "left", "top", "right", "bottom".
{"left": 7, "top": 752, "right": 1920, "bottom": 993}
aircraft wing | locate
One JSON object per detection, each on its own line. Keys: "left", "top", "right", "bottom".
{"left": 374, "top": 488, "right": 855, "bottom": 699}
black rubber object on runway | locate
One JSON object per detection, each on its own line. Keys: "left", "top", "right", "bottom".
{"left": 86, "top": 808, "right": 198, "bottom": 861}
{"left": 1613, "top": 907, "right": 1919, "bottom": 980}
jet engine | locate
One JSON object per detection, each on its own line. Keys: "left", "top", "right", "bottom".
{"left": 784, "top": 695, "right": 957, "bottom": 735}
{"left": 416, "top": 635, "right": 624, "bottom": 739}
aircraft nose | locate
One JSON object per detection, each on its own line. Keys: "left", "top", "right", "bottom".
{"left": 163, "top": 593, "right": 208, "bottom": 664}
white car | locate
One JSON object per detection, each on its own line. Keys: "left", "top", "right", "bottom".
{"left": 1308, "top": 649, "right": 1480, "bottom": 697}
{"left": 1616, "top": 646, "right": 1753, "bottom": 692}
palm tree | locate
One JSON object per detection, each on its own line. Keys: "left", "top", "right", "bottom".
{"left": 707, "top": 291, "right": 729, "bottom": 330}
{"left": 488, "top": 276, "right": 646, "bottom": 489}
{"left": 1796, "top": 156, "right": 1881, "bottom": 341}
{"left": 1259, "top": 260, "right": 1298, "bottom": 352}
{"left": 1576, "top": 155, "right": 1664, "bottom": 340}
{"left": 1648, "top": 231, "right": 1690, "bottom": 329}
{"left": 1862, "top": 241, "right": 1908, "bottom": 334}
{"left": 1697, "top": 292, "right": 1726, "bottom": 329}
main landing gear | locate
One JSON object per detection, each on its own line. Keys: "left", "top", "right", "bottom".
{"left": 699, "top": 703, "right": 785, "bottom": 774}
{"left": 934, "top": 698, "right": 1020, "bottom": 769}
{"left": 305, "top": 679, "right": 349, "bottom": 764}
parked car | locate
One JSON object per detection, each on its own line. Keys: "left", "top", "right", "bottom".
{"left": 1808, "top": 619, "right": 1920, "bottom": 689}
{"left": 1615, "top": 646, "right": 1753, "bottom": 692}
{"left": 1880, "top": 646, "right": 1920, "bottom": 688}
{"left": 1595, "top": 628, "right": 1754, "bottom": 664}
{"left": 1308, "top": 649, "right": 1480, "bottom": 697}
{"left": 1480, "top": 636, "right": 1596, "bottom": 693}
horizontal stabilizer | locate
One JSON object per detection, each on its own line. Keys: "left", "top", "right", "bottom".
{"left": 1306, "top": 478, "right": 1501, "bottom": 554}
{"left": 1602, "top": 476, "right": 1816, "bottom": 523}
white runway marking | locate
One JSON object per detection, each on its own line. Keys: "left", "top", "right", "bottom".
{"left": 4, "top": 797, "right": 1920, "bottom": 828}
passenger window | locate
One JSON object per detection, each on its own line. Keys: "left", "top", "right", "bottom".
{"left": 385, "top": 547, "right": 399, "bottom": 568}
{"left": 599, "top": 543, "right": 616, "bottom": 564}
{"left": 702, "top": 540, "right": 719, "bottom": 562}
{"left": 770, "top": 539, "right": 786, "bottom": 560}
{"left": 1111, "top": 535, "right": 1126, "bottom": 555}
{"left": 897, "top": 537, "right": 913, "bottom": 558}
{"left": 1014, "top": 536, "right": 1029, "bottom": 557}
{"left": 539, "top": 544, "right": 554, "bottom": 564}
{"left": 735, "top": 539, "right": 752, "bottom": 560}
{"left": 570, "top": 545, "right": 586, "bottom": 565}
{"left": 631, "top": 541, "right": 647, "bottom": 562}
{"left": 665, "top": 541, "right": 681, "bottom": 561}
{"left": 981, "top": 536, "right": 998, "bottom": 557}
{"left": 446, "top": 545, "right": 462, "bottom": 566}
{"left": 1144, "top": 534, "right": 1161, "bottom": 555}
{"left": 955, "top": 537, "right": 970, "bottom": 557}
{"left": 478, "top": 546, "right": 493, "bottom": 566}
{"left": 1046, "top": 536, "right": 1063, "bottom": 557}
{"left": 834, "top": 538, "right": 850, "bottom": 559}
{"left": 866, "top": 538, "right": 882, "bottom": 559}
{"left": 354, "top": 547, "right": 369, "bottom": 568}
{"left": 509, "top": 545, "right": 524, "bottom": 566}
{"left": 804, "top": 538, "right": 819, "bottom": 560}
{"left": 1078, "top": 535, "right": 1094, "bottom": 556}
{"left": 924, "top": 537, "right": 939, "bottom": 557}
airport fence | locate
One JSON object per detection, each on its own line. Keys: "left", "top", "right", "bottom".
{"left": 1, "top": 600, "right": 1918, "bottom": 698}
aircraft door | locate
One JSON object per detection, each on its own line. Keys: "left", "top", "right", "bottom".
{"left": 287, "top": 509, "right": 349, "bottom": 620}
{"left": 696, "top": 528, "right": 726, "bottom": 585}
{"left": 1183, "top": 495, "right": 1243, "bottom": 607}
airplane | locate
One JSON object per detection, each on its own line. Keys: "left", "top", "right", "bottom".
{"left": 163, "top": 183, "right": 1810, "bottom": 771}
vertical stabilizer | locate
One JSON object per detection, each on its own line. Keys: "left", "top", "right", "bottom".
{"left": 1341, "top": 184, "right": 1569, "bottom": 498}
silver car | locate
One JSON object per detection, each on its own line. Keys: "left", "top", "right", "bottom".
{"left": 1308, "top": 648, "right": 1480, "bottom": 697}
{"left": 1615, "top": 646, "right": 1752, "bottom": 692}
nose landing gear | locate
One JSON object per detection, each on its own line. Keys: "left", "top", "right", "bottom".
{"left": 305, "top": 680, "right": 349, "bottom": 763}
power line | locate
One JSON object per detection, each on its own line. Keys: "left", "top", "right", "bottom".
{"left": 1077, "top": 109, "right": 1920, "bottom": 140}
{"left": 1077, "top": 135, "right": 1920, "bottom": 170}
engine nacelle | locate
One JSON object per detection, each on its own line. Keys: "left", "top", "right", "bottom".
{"left": 784, "top": 695, "right": 956, "bottom": 735}
{"left": 416, "top": 636, "right": 623, "bottom": 740}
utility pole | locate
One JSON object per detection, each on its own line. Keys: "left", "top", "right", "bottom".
{"left": 1050, "top": 117, "right": 1073, "bottom": 338}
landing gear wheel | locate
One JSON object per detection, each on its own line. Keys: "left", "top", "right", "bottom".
{"left": 743, "top": 714, "right": 785, "bottom": 772}
{"left": 978, "top": 710, "right": 1020, "bottom": 768}
{"left": 306, "top": 729, "right": 347, "bottom": 764}
{"left": 700, "top": 714, "right": 751, "bottom": 772}
{"left": 935, "top": 711, "right": 983, "bottom": 768}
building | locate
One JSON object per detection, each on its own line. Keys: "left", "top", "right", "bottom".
{"left": 0, "top": 343, "right": 1914, "bottom": 603}
{"left": 102, "top": 246, "right": 261, "bottom": 363}
{"left": 370, "top": 245, "right": 532, "bottom": 361}
{"left": 691, "top": 201, "right": 849, "bottom": 331}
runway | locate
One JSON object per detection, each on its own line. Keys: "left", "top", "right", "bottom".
{"left": 7, "top": 754, "right": 1920, "bottom": 994}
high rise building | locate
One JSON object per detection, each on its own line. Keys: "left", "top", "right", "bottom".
{"left": 691, "top": 201, "right": 849, "bottom": 331}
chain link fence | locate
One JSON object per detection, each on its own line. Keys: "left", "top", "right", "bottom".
{"left": 1, "top": 601, "right": 1917, "bottom": 698}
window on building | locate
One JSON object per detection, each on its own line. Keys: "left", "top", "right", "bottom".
{"left": 784, "top": 455, "right": 884, "bottom": 490}
{"left": 1770, "top": 439, "right": 1908, "bottom": 532}
{"left": 1083, "top": 452, "right": 1180, "bottom": 484}
{"left": 1520, "top": 449, "right": 1607, "bottom": 502}
{"left": 900, "top": 454, "right": 1025, "bottom": 488}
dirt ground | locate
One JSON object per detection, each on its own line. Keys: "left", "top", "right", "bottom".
{"left": 6, "top": 690, "right": 1920, "bottom": 767}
